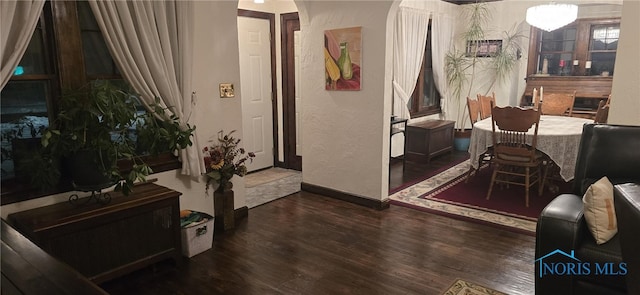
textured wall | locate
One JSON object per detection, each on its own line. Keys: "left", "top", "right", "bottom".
{"left": 295, "top": 1, "right": 396, "bottom": 201}
{"left": 609, "top": 0, "right": 640, "bottom": 126}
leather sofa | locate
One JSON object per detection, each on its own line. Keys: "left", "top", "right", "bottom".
{"left": 535, "top": 124, "right": 640, "bottom": 294}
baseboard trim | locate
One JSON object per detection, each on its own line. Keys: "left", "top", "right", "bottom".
{"left": 235, "top": 206, "right": 248, "bottom": 221}
{"left": 301, "top": 182, "right": 389, "bottom": 210}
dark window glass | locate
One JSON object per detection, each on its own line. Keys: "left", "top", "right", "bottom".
{"left": 17, "top": 29, "right": 47, "bottom": 75}
{"left": 588, "top": 24, "right": 618, "bottom": 76}
{"left": 77, "top": 1, "right": 118, "bottom": 77}
{"left": 1, "top": 12, "right": 52, "bottom": 181}
{"left": 536, "top": 26, "right": 576, "bottom": 75}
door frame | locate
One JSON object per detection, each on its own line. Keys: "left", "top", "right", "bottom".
{"left": 237, "top": 9, "right": 279, "bottom": 168}
{"left": 280, "top": 12, "right": 301, "bottom": 171}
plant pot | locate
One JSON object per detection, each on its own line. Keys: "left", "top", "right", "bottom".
{"left": 67, "top": 150, "right": 115, "bottom": 191}
{"left": 454, "top": 130, "right": 472, "bottom": 152}
{"left": 214, "top": 185, "right": 235, "bottom": 231}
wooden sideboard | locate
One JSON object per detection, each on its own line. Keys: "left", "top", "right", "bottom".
{"left": 1, "top": 219, "right": 107, "bottom": 294}
{"left": 521, "top": 76, "right": 612, "bottom": 119}
{"left": 405, "top": 120, "right": 455, "bottom": 164}
{"left": 7, "top": 182, "right": 183, "bottom": 284}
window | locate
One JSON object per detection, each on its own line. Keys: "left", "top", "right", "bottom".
{"left": 1, "top": 1, "right": 178, "bottom": 204}
{"left": 1, "top": 2, "right": 55, "bottom": 182}
{"left": 528, "top": 18, "right": 620, "bottom": 77}
{"left": 409, "top": 19, "right": 441, "bottom": 117}
{"left": 588, "top": 25, "right": 618, "bottom": 76}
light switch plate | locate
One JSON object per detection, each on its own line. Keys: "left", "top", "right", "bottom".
{"left": 219, "top": 83, "right": 234, "bottom": 98}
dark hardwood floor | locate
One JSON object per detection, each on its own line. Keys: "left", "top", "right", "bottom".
{"left": 101, "top": 151, "right": 535, "bottom": 295}
{"left": 389, "top": 150, "right": 469, "bottom": 191}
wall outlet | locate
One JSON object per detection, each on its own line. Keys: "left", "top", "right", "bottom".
{"left": 219, "top": 83, "right": 234, "bottom": 98}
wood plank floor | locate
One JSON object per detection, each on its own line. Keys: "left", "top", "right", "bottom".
{"left": 101, "top": 152, "right": 536, "bottom": 295}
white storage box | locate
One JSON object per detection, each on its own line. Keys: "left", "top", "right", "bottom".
{"left": 180, "top": 212, "right": 214, "bottom": 258}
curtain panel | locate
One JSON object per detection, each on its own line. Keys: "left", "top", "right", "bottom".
{"left": 392, "top": 7, "right": 430, "bottom": 121}
{"left": 0, "top": 0, "right": 45, "bottom": 88}
{"left": 89, "top": 0, "right": 205, "bottom": 177}
{"left": 431, "top": 12, "right": 454, "bottom": 120}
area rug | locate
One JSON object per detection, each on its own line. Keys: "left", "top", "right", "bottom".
{"left": 245, "top": 167, "right": 298, "bottom": 188}
{"left": 442, "top": 279, "right": 507, "bottom": 295}
{"left": 389, "top": 160, "right": 571, "bottom": 234}
{"left": 246, "top": 168, "right": 301, "bottom": 208}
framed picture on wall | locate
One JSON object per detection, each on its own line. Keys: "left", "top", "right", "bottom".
{"left": 324, "top": 26, "right": 362, "bottom": 91}
{"left": 466, "top": 39, "right": 502, "bottom": 57}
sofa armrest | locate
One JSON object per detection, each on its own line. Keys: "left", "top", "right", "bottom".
{"left": 535, "top": 193, "right": 588, "bottom": 295}
{"left": 536, "top": 193, "right": 587, "bottom": 254}
{"left": 614, "top": 183, "right": 640, "bottom": 295}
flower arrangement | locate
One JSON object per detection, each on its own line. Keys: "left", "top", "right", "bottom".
{"left": 203, "top": 130, "right": 255, "bottom": 193}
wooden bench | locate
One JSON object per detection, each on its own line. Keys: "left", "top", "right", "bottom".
{"left": 7, "top": 183, "right": 183, "bottom": 284}
{"left": 1, "top": 219, "right": 107, "bottom": 294}
{"left": 405, "top": 120, "right": 455, "bottom": 164}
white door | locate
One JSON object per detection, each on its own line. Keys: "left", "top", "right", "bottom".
{"left": 239, "top": 16, "right": 274, "bottom": 172}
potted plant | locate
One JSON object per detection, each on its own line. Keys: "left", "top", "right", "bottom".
{"left": 202, "top": 130, "right": 255, "bottom": 230}
{"left": 23, "top": 80, "right": 195, "bottom": 196}
{"left": 445, "top": 3, "right": 524, "bottom": 150}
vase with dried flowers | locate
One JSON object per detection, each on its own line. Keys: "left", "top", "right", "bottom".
{"left": 203, "top": 130, "right": 255, "bottom": 230}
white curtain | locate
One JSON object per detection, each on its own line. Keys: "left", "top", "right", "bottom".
{"left": 88, "top": 0, "right": 205, "bottom": 177}
{"left": 0, "top": 0, "right": 45, "bottom": 88}
{"left": 392, "top": 7, "right": 430, "bottom": 120}
{"left": 432, "top": 12, "right": 455, "bottom": 120}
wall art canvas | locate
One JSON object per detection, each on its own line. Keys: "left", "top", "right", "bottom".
{"left": 324, "top": 26, "right": 361, "bottom": 90}
{"left": 466, "top": 39, "right": 502, "bottom": 57}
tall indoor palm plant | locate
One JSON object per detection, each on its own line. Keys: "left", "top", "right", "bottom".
{"left": 445, "top": 3, "right": 525, "bottom": 132}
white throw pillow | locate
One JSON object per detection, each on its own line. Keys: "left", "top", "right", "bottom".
{"left": 583, "top": 176, "right": 617, "bottom": 244}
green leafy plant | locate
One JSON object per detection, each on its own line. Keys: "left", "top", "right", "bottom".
{"left": 24, "top": 80, "right": 195, "bottom": 195}
{"left": 202, "top": 130, "right": 255, "bottom": 193}
{"left": 445, "top": 3, "right": 525, "bottom": 131}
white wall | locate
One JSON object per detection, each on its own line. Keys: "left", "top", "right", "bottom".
{"left": 295, "top": 0, "right": 397, "bottom": 201}
{"left": 609, "top": 0, "right": 640, "bottom": 126}
{"left": 144, "top": 1, "right": 249, "bottom": 216}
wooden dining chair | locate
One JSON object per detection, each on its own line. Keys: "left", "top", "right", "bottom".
{"left": 540, "top": 91, "right": 576, "bottom": 116}
{"left": 486, "top": 103, "right": 547, "bottom": 207}
{"left": 466, "top": 97, "right": 481, "bottom": 124}
{"left": 478, "top": 92, "right": 496, "bottom": 119}
{"left": 594, "top": 100, "right": 610, "bottom": 124}
{"left": 465, "top": 97, "right": 492, "bottom": 181}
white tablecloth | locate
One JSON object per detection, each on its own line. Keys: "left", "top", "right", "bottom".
{"left": 469, "top": 115, "right": 594, "bottom": 181}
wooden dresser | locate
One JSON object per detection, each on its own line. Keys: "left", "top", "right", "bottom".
{"left": 405, "top": 120, "right": 455, "bottom": 164}
{"left": 522, "top": 75, "right": 612, "bottom": 119}
{"left": 7, "top": 183, "right": 183, "bottom": 284}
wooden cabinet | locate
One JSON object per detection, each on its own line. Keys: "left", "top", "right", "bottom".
{"left": 405, "top": 120, "right": 455, "bottom": 164}
{"left": 521, "top": 76, "right": 611, "bottom": 118}
{"left": 1, "top": 220, "right": 107, "bottom": 294}
{"left": 523, "top": 18, "right": 619, "bottom": 118}
{"left": 526, "top": 18, "right": 620, "bottom": 78}
{"left": 8, "top": 183, "right": 183, "bottom": 284}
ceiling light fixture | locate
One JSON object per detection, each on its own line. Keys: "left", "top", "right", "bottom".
{"left": 254, "top": 0, "right": 264, "bottom": 3}
{"left": 526, "top": 2, "right": 578, "bottom": 32}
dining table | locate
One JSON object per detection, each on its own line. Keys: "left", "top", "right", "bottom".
{"left": 468, "top": 115, "right": 594, "bottom": 182}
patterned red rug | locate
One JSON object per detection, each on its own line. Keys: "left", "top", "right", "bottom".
{"left": 390, "top": 160, "right": 572, "bottom": 234}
